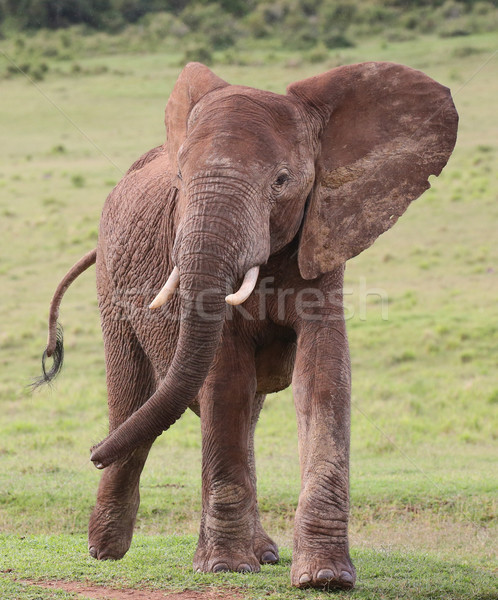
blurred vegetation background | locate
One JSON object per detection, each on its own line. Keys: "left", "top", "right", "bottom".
{"left": 1, "top": 0, "right": 497, "bottom": 80}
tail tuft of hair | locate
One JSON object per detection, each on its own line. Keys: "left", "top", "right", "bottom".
{"left": 31, "top": 323, "right": 64, "bottom": 389}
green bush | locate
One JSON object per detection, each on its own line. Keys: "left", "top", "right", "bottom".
{"left": 212, "top": 0, "right": 252, "bottom": 17}
{"left": 319, "top": 2, "right": 358, "bottom": 31}
{"left": 323, "top": 31, "right": 355, "bottom": 48}
{"left": 3, "top": 0, "right": 112, "bottom": 30}
{"left": 0, "top": 0, "right": 496, "bottom": 55}
{"left": 71, "top": 174, "right": 85, "bottom": 188}
{"left": 244, "top": 8, "right": 271, "bottom": 38}
{"left": 451, "top": 44, "right": 483, "bottom": 57}
{"left": 282, "top": 11, "right": 319, "bottom": 49}
{"left": 183, "top": 43, "right": 213, "bottom": 65}
{"left": 3, "top": 58, "right": 48, "bottom": 80}
{"left": 181, "top": 3, "right": 238, "bottom": 49}
{"left": 305, "top": 42, "right": 329, "bottom": 63}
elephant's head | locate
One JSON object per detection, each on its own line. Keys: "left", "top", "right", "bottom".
{"left": 90, "top": 61, "right": 458, "bottom": 468}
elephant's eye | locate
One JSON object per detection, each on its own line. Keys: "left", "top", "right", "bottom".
{"left": 272, "top": 172, "right": 289, "bottom": 191}
{"left": 177, "top": 169, "right": 183, "bottom": 181}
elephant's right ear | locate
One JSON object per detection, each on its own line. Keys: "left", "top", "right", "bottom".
{"left": 165, "top": 62, "right": 229, "bottom": 175}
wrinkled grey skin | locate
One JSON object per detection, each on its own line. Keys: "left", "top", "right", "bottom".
{"left": 39, "top": 62, "right": 458, "bottom": 590}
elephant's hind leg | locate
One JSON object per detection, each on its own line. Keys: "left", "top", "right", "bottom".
{"left": 249, "top": 393, "right": 279, "bottom": 565}
{"left": 88, "top": 314, "right": 156, "bottom": 561}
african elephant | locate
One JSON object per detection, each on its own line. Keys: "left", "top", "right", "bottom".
{"left": 36, "top": 61, "right": 458, "bottom": 590}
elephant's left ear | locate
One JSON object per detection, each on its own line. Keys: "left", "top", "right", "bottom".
{"left": 287, "top": 62, "right": 458, "bottom": 280}
{"left": 165, "top": 62, "right": 229, "bottom": 175}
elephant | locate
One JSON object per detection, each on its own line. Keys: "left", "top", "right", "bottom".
{"left": 36, "top": 61, "right": 458, "bottom": 590}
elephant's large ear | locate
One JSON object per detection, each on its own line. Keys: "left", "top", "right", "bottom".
{"left": 287, "top": 62, "right": 458, "bottom": 280}
{"left": 165, "top": 62, "right": 229, "bottom": 174}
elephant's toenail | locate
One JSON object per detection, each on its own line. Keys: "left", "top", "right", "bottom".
{"left": 88, "top": 546, "right": 97, "bottom": 558}
{"left": 195, "top": 568, "right": 202, "bottom": 573}
{"left": 98, "top": 553, "right": 113, "bottom": 561}
{"left": 316, "top": 568, "right": 335, "bottom": 582}
{"left": 340, "top": 570, "right": 355, "bottom": 587}
{"left": 213, "top": 563, "right": 230, "bottom": 573}
{"left": 237, "top": 563, "right": 252, "bottom": 573}
{"left": 261, "top": 551, "right": 277, "bottom": 564}
{"left": 299, "top": 573, "right": 312, "bottom": 585}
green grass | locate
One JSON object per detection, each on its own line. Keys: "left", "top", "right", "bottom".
{"left": 0, "top": 31, "right": 497, "bottom": 599}
{"left": 1, "top": 535, "right": 497, "bottom": 600}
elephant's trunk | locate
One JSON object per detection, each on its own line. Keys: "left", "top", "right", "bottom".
{"left": 90, "top": 231, "right": 241, "bottom": 469}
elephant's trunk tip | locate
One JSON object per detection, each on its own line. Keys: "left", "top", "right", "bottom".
{"left": 90, "top": 443, "right": 111, "bottom": 470}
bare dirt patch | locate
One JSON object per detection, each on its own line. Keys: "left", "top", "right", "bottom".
{"left": 22, "top": 580, "right": 241, "bottom": 600}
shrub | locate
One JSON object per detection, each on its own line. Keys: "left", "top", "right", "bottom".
{"left": 452, "top": 45, "right": 483, "bottom": 57}
{"left": 183, "top": 44, "right": 213, "bottom": 65}
{"left": 180, "top": 3, "right": 238, "bottom": 49}
{"left": 9, "top": 0, "right": 112, "bottom": 30}
{"left": 319, "top": 2, "right": 357, "bottom": 31}
{"left": 281, "top": 11, "right": 320, "bottom": 49}
{"left": 1, "top": 0, "right": 495, "bottom": 54}
{"left": 215, "top": 0, "right": 252, "bottom": 17}
{"left": 258, "top": 1, "right": 290, "bottom": 25}
{"left": 41, "top": 43, "right": 59, "bottom": 57}
{"left": 71, "top": 174, "right": 85, "bottom": 188}
{"left": 245, "top": 8, "right": 271, "bottom": 38}
{"left": 385, "top": 29, "right": 417, "bottom": 41}
{"left": 139, "top": 11, "right": 179, "bottom": 38}
{"left": 438, "top": 17, "right": 472, "bottom": 36}
{"left": 30, "top": 67, "right": 45, "bottom": 81}
{"left": 323, "top": 32, "right": 354, "bottom": 49}
{"left": 305, "top": 43, "right": 329, "bottom": 63}
{"left": 220, "top": 49, "right": 250, "bottom": 65}
{"left": 51, "top": 145, "right": 67, "bottom": 155}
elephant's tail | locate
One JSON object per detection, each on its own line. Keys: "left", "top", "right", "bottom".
{"left": 32, "top": 248, "right": 97, "bottom": 389}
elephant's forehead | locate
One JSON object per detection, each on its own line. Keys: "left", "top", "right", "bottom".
{"left": 182, "top": 87, "right": 306, "bottom": 170}
{"left": 181, "top": 125, "right": 287, "bottom": 170}
{"left": 189, "top": 85, "right": 301, "bottom": 134}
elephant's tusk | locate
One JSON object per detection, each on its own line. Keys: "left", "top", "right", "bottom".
{"left": 149, "top": 266, "right": 180, "bottom": 309}
{"left": 225, "top": 266, "right": 260, "bottom": 306}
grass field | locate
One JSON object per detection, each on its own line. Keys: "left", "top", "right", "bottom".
{"left": 0, "top": 31, "right": 497, "bottom": 600}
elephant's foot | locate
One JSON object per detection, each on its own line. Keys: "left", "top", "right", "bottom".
{"left": 193, "top": 539, "right": 261, "bottom": 574}
{"left": 194, "top": 517, "right": 278, "bottom": 573}
{"left": 291, "top": 546, "right": 356, "bottom": 590}
{"left": 88, "top": 498, "right": 138, "bottom": 561}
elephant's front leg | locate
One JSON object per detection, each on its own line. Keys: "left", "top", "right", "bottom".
{"left": 291, "top": 319, "right": 356, "bottom": 590}
{"left": 194, "top": 341, "right": 263, "bottom": 573}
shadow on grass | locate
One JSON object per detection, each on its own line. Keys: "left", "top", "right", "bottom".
{"left": 0, "top": 534, "right": 496, "bottom": 600}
